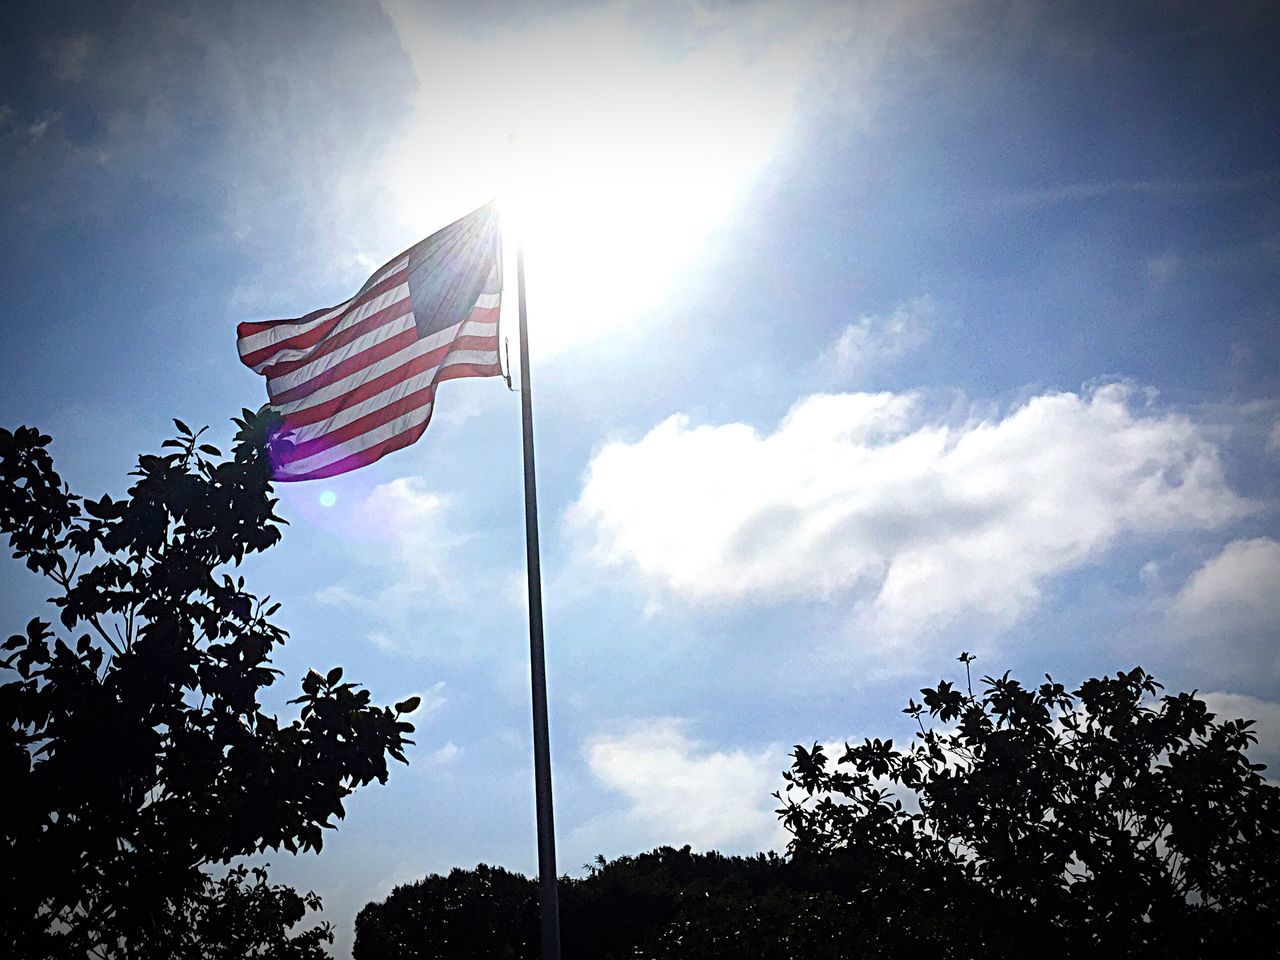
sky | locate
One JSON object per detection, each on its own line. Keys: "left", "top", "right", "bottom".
{"left": 3, "top": 0, "right": 1279, "bottom": 954}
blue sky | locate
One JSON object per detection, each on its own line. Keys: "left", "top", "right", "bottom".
{"left": 3, "top": 0, "right": 1279, "bottom": 955}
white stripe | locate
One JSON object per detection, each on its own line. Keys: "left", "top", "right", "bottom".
{"left": 271, "top": 318, "right": 498, "bottom": 415}
{"left": 474, "top": 291, "right": 500, "bottom": 309}
{"left": 277, "top": 403, "right": 435, "bottom": 477}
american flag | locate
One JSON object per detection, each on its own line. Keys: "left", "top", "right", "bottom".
{"left": 236, "top": 202, "right": 503, "bottom": 481}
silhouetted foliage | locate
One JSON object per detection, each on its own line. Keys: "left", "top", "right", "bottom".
{"left": 356, "top": 658, "right": 1279, "bottom": 959}
{"left": 780, "top": 655, "right": 1280, "bottom": 957}
{"left": 1, "top": 415, "right": 419, "bottom": 959}
{"left": 355, "top": 863, "right": 540, "bottom": 959}
{"left": 353, "top": 847, "right": 847, "bottom": 960}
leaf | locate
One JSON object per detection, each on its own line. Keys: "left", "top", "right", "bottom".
{"left": 395, "top": 696, "right": 421, "bottom": 714}
{"left": 1, "top": 411, "right": 425, "bottom": 950}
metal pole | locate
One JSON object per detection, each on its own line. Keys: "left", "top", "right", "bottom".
{"left": 515, "top": 235, "right": 562, "bottom": 960}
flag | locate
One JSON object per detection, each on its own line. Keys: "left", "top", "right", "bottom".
{"left": 236, "top": 202, "right": 503, "bottom": 481}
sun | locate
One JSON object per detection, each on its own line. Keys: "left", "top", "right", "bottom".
{"left": 377, "top": 4, "right": 804, "bottom": 358}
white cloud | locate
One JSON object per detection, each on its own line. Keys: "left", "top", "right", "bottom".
{"left": 822, "top": 296, "right": 936, "bottom": 377}
{"left": 399, "top": 680, "right": 448, "bottom": 720}
{"left": 1139, "top": 560, "right": 1163, "bottom": 590}
{"left": 1171, "top": 538, "right": 1280, "bottom": 640}
{"left": 1268, "top": 422, "right": 1280, "bottom": 454}
{"left": 366, "top": 631, "right": 398, "bottom": 652}
{"left": 1201, "top": 692, "right": 1280, "bottom": 762}
{"left": 569, "top": 384, "right": 1252, "bottom": 640}
{"left": 583, "top": 719, "right": 787, "bottom": 852}
{"left": 423, "top": 741, "right": 461, "bottom": 766}
{"left": 27, "top": 115, "right": 56, "bottom": 143}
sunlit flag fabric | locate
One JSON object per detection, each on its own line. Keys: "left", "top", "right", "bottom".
{"left": 236, "top": 202, "right": 503, "bottom": 481}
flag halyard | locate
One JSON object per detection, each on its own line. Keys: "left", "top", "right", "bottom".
{"left": 236, "top": 202, "right": 502, "bottom": 481}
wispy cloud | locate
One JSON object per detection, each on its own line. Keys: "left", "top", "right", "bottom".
{"left": 569, "top": 383, "right": 1253, "bottom": 643}
{"left": 1001, "top": 169, "right": 1280, "bottom": 208}
{"left": 400, "top": 680, "right": 449, "bottom": 720}
{"left": 821, "top": 296, "right": 937, "bottom": 379}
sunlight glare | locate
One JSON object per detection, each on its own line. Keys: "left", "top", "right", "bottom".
{"left": 379, "top": 3, "right": 809, "bottom": 357}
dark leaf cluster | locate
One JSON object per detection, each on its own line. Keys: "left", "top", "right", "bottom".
{"left": 1, "top": 414, "right": 416, "bottom": 959}
{"left": 353, "top": 846, "right": 855, "bottom": 960}
{"left": 354, "top": 659, "right": 1280, "bottom": 959}
{"left": 778, "top": 657, "right": 1280, "bottom": 957}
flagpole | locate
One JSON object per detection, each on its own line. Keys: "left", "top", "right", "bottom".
{"left": 515, "top": 231, "right": 563, "bottom": 960}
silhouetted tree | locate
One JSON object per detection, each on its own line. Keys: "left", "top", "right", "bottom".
{"left": 780, "top": 655, "right": 1280, "bottom": 957}
{"left": 354, "top": 847, "right": 839, "bottom": 960}
{"left": 561, "top": 846, "right": 851, "bottom": 960}
{"left": 355, "top": 658, "right": 1280, "bottom": 959}
{"left": 354, "top": 864, "right": 540, "bottom": 959}
{"left": 1, "top": 415, "right": 421, "bottom": 959}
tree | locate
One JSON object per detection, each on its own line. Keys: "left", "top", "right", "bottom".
{"left": 354, "top": 864, "right": 540, "bottom": 960}
{"left": 353, "top": 847, "right": 842, "bottom": 960}
{"left": 1, "top": 414, "right": 421, "bottom": 959}
{"left": 354, "top": 659, "right": 1280, "bottom": 959}
{"left": 779, "top": 655, "right": 1280, "bottom": 957}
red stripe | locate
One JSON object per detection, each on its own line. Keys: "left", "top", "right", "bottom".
{"left": 268, "top": 305, "right": 499, "bottom": 406}
{"left": 281, "top": 334, "right": 498, "bottom": 429}
{"left": 238, "top": 268, "right": 409, "bottom": 368}
{"left": 274, "top": 419, "right": 431, "bottom": 482}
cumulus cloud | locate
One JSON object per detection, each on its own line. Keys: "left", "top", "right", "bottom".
{"left": 1171, "top": 538, "right": 1280, "bottom": 641}
{"left": 583, "top": 719, "right": 787, "bottom": 852}
{"left": 569, "top": 384, "right": 1252, "bottom": 640}
{"left": 822, "top": 296, "right": 936, "bottom": 377}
